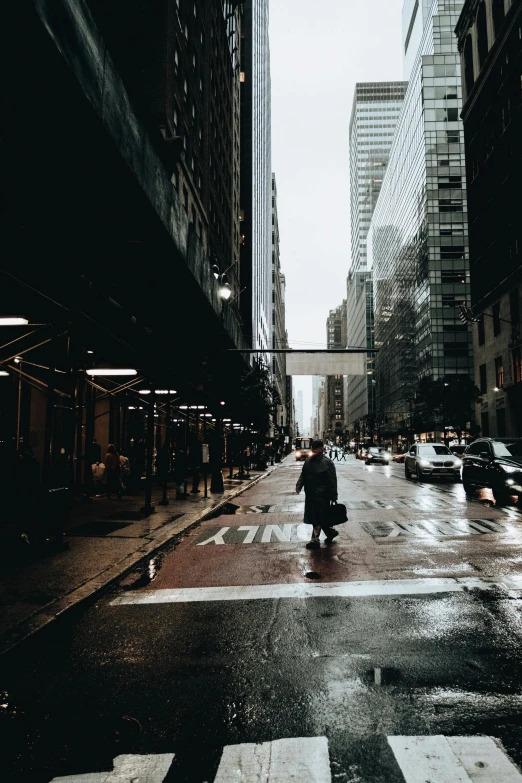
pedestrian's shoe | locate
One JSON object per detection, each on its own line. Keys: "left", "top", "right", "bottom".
{"left": 306, "top": 537, "right": 320, "bottom": 549}
{"left": 325, "top": 529, "right": 339, "bottom": 545}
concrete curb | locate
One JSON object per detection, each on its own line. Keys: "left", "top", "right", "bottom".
{"left": 0, "top": 465, "right": 279, "bottom": 656}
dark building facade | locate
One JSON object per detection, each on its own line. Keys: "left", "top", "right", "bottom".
{"left": 240, "top": 0, "right": 272, "bottom": 354}
{"left": 456, "top": 0, "right": 522, "bottom": 436}
{"left": 0, "top": 0, "right": 251, "bottom": 497}
{"left": 326, "top": 302, "right": 348, "bottom": 443}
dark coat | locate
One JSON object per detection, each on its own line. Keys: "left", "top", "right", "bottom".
{"left": 296, "top": 453, "right": 337, "bottom": 526}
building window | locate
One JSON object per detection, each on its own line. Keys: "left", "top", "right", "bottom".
{"left": 492, "top": 302, "right": 501, "bottom": 335}
{"left": 463, "top": 34, "right": 474, "bottom": 95}
{"left": 495, "top": 356, "right": 504, "bottom": 388}
{"left": 513, "top": 347, "right": 522, "bottom": 384}
{"left": 492, "top": 0, "right": 506, "bottom": 38}
{"left": 510, "top": 288, "right": 520, "bottom": 327}
{"left": 477, "top": 2, "right": 489, "bottom": 69}
{"left": 497, "top": 408, "right": 506, "bottom": 437}
{"left": 479, "top": 363, "right": 487, "bottom": 394}
{"left": 481, "top": 411, "right": 490, "bottom": 437}
{"left": 478, "top": 313, "right": 485, "bottom": 345}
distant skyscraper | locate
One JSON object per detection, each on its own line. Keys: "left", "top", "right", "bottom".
{"left": 347, "top": 82, "right": 407, "bottom": 442}
{"left": 240, "top": 0, "right": 272, "bottom": 356}
{"left": 272, "top": 174, "right": 287, "bottom": 436}
{"left": 369, "top": 0, "right": 473, "bottom": 446}
{"left": 296, "top": 390, "right": 304, "bottom": 436}
{"left": 326, "top": 301, "right": 347, "bottom": 442}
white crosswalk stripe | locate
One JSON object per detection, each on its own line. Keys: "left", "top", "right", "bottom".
{"left": 388, "top": 735, "right": 522, "bottom": 782}
{"left": 214, "top": 737, "right": 331, "bottom": 782}
{"left": 111, "top": 575, "right": 522, "bottom": 606}
{"left": 50, "top": 753, "right": 175, "bottom": 782}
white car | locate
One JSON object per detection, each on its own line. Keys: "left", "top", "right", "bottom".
{"left": 405, "top": 443, "right": 462, "bottom": 481}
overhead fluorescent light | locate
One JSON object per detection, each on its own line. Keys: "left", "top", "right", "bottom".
{"left": 0, "top": 318, "right": 29, "bottom": 326}
{"left": 86, "top": 369, "right": 137, "bottom": 376}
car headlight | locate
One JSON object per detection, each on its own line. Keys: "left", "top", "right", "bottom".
{"left": 499, "top": 463, "right": 518, "bottom": 473}
{"left": 418, "top": 459, "right": 429, "bottom": 467}
{"left": 296, "top": 451, "right": 301, "bottom": 457}
{"left": 384, "top": 454, "right": 390, "bottom": 460}
{"left": 453, "top": 459, "right": 462, "bottom": 468}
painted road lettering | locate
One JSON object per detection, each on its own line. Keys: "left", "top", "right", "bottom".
{"left": 232, "top": 498, "right": 459, "bottom": 513}
{"left": 195, "top": 524, "right": 314, "bottom": 545}
{"left": 195, "top": 519, "right": 507, "bottom": 546}
{"left": 363, "top": 519, "right": 506, "bottom": 539}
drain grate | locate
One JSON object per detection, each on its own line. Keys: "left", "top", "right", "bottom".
{"left": 69, "top": 521, "right": 131, "bottom": 537}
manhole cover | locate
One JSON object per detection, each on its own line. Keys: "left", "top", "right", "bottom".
{"left": 69, "top": 521, "right": 131, "bottom": 537}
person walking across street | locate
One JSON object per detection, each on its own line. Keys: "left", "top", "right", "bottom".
{"left": 105, "top": 443, "right": 122, "bottom": 500}
{"left": 296, "top": 439, "right": 339, "bottom": 549}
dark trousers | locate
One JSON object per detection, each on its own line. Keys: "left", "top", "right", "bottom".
{"left": 106, "top": 469, "right": 121, "bottom": 498}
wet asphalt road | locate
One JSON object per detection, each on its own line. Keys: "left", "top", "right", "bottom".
{"left": 3, "top": 455, "right": 522, "bottom": 782}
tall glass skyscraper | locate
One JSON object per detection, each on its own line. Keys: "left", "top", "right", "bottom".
{"left": 347, "top": 83, "right": 407, "bottom": 439}
{"left": 240, "top": 0, "right": 272, "bottom": 355}
{"left": 369, "top": 0, "right": 473, "bottom": 446}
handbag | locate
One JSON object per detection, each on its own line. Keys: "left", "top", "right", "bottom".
{"left": 328, "top": 500, "right": 348, "bottom": 525}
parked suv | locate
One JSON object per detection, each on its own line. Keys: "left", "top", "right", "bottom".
{"left": 461, "top": 438, "right": 522, "bottom": 505}
{"left": 405, "top": 443, "right": 462, "bottom": 481}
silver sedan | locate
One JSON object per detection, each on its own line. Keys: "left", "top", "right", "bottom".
{"left": 405, "top": 443, "right": 462, "bottom": 482}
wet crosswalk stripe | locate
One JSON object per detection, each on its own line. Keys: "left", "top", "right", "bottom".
{"left": 50, "top": 753, "right": 175, "bottom": 782}
{"left": 46, "top": 737, "right": 522, "bottom": 782}
{"left": 388, "top": 735, "right": 522, "bottom": 782}
{"left": 214, "top": 737, "right": 331, "bottom": 782}
{"left": 111, "top": 575, "right": 522, "bottom": 606}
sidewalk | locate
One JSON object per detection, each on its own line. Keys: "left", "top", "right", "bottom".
{"left": 0, "top": 465, "right": 277, "bottom": 654}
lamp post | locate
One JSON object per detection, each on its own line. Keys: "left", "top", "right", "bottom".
{"left": 141, "top": 382, "right": 155, "bottom": 516}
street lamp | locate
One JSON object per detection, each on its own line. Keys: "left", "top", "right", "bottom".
{"left": 219, "top": 282, "right": 232, "bottom": 300}
{"left": 0, "top": 370, "right": 9, "bottom": 376}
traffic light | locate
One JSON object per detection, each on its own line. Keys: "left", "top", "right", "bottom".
{"left": 457, "top": 301, "right": 477, "bottom": 324}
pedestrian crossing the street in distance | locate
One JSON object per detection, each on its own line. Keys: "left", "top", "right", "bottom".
{"left": 47, "top": 736, "right": 522, "bottom": 782}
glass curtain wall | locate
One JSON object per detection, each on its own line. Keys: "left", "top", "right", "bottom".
{"left": 369, "top": 0, "right": 473, "bottom": 442}
{"left": 347, "top": 83, "right": 407, "bottom": 438}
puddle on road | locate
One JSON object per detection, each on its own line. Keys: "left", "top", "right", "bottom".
{"left": 121, "top": 554, "right": 164, "bottom": 590}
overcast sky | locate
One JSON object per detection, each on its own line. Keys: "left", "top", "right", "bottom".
{"left": 269, "top": 0, "right": 405, "bottom": 428}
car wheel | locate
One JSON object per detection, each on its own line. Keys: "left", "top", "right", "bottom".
{"left": 493, "top": 484, "right": 512, "bottom": 506}
{"left": 405, "top": 463, "right": 412, "bottom": 480}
